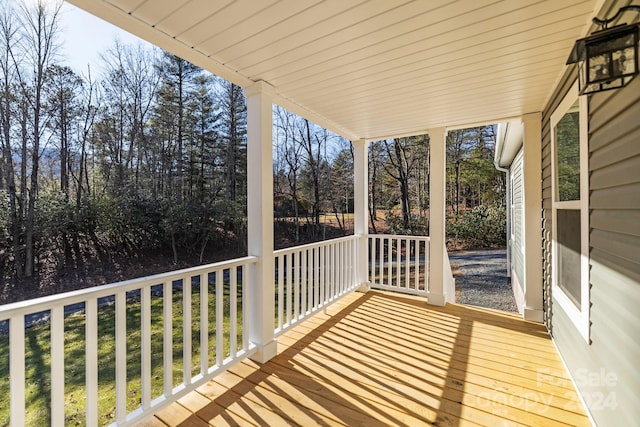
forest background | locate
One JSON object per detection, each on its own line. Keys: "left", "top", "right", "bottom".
{"left": 0, "top": 1, "right": 505, "bottom": 304}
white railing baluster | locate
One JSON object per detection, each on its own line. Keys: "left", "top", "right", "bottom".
{"left": 307, "top": 249, "right": 313, "bottom": 314}
{"left": 404, "top": 238, "right": 410, "bottom": 290}
{"left": 395, "top": 239, "right": 401, "bottom": 288}
{"left": 346, "top": 240, "right": 350, "bottom": 291}
{"left": 85, "top": 299, "right": 98, "bottom": 427}
{"left": 414, "top": 240, "right": 420, "bottom": 291}
{"left": 349, "top": 239, "right": 353, "bottom": 288}
{"left": 325, "top": 244, "right": 330, "bottom": 301}
{"left": 425, "top": 240, "right": 431, "bottom": 292}
{"left": 329, "top": 243, "right": 334, "bottom": 299}
{"left": 348, "top": 239, "right": 352, "bottom": 288}
{"left": 163, "top": 281, "right": 173, "bottom": 397}
{"left": 341, "top": 241, "right": 346, "bottom": 292}
{"left": 183, "top": 277, "right": 192, "bottom": 386}
{"left": 336, "top": 242, "right": 339, "bottom": 296}
{"left": 351, "top": 239, "right": 355, "bottom": 287}
{"left": 369, "top": 237, "right": 374, "bottom": 283}
{"left": 333, "top": 242, "right": 337, "bottom": 296}
{"left": 314, "top": 247, "right": 319, "bottom": 309}
{"left": 51, "top": 306, "right": 65, "bottom": 427}
{"left": 349, "top": 239, "right": 353, "bottom": 289}
{"left": 277, "top": 255, "right": 283, "bottom": 330}
{"left": 301, "top": 249, "right": 307, "bottom": 316}
{"left": 141, "top": 285, "right": 151, "bottom": 409}
{"left": 9, "top": 315, "right": 25, "bottom": 427}
{"left": 338, "top": 241, "right": 343, "bottom": 295}
{"left": 215, "top": 270, "right": 223, "bottom": 367}
{"left": 200, "top": 273, "right": 208, "bottom": 375}
{"left": 330, "top": 243, "right": 335, "bottom": 299}
{"left": 379, "top": 237, "right": 384, "bottom": 285}
{"left": 319, "top": 245, "right": 325, "bottom": 304}
{"left": 115, "top": 292, "right": 127, "bottom": 423}
{"left": 294, "top": 250, "right": 300, "bottom": 322}
{"left": 286, "top": 254, "right": 292, "bottom": 326}
{"left": 242, "top": 265, "right": 249, "bottom": 352}
{"left": 387, "top": 238, "right": 392, "bottom": 287}
{"left": 230, "top": 267, "right": 237, "bottom": 359}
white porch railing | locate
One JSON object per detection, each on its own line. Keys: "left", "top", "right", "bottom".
{"left": 0, "top": 256, "right": 257, "bottom": 427}
{"left": 368, "top": 234, "right": 430, "bottom": 296}
{"left": 274, "top": 235, "right": 358, "bottom": 336}
{"left": 0, "top": 233, "right": 453, "bottom": 426}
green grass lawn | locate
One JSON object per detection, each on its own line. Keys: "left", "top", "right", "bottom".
{"left": 0, "top": 281, "right": 243, "bottom": 426}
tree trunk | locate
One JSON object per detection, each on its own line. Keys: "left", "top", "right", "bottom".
{"left": 393, "top": 140, "right": 411, "bottom": 230}
{"left": 176, "top": 61, "right": 184, "bottom": 204}
{"left": 455, "top": 160, "right": 460, "bottom": 215}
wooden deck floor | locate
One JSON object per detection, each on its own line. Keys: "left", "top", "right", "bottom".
{"left": 147, "top": 291, "right": 590, "bottom": 427}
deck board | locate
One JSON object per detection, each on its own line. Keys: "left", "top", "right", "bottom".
{"left": 149, "top": 291, "right": 591, "bottom": 427}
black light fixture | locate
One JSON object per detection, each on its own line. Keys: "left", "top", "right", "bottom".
{"left": 566, "top": 5, "right": 640, "bottom": 95}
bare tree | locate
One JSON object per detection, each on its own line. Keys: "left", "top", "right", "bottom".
{"left": 383, "top": 138, "right": 412, "bottom": 230}
{"left": 73, "top": 65, "right": 99, "bottom": 206}
{"left": 0, "top": 1, "right": 22, "bottom": 276}
{"left": 14, "top": 0, "right": 62, "bottom": 277}
{"left": 274, "top": 106, "right": 304, "bottom": 241}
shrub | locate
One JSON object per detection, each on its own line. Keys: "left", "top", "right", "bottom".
{"left": 448, "top": 203, "right": 506, "bottom": 248}
{"left": 384, "top": 210, "right": 428, "bottom": 236}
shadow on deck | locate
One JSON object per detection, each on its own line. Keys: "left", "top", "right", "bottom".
{"left": 148, "top": 291, "right": 589, "bottom": 427}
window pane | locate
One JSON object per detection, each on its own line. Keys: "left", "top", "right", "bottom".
{"left": 555, "top": 101, "right": 580, "bottom": 201}
{"left": 557, "top": 209, "right": 581, "bottom": 307}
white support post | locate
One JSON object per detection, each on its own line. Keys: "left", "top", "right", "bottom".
{"left": 428, "top": 128, "right": 447, "bottom": 306}
{"left": 353, "top": 139, "right": 370, "bottom": 292}
{"left": 522, "top": 113, "right": 544, "bottom": 322}
{"left": 246, "top": 80, "right": 278, "bottom": 363}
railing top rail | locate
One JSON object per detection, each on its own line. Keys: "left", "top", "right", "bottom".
{"left": 369, "top": 234, "right": 430, "bottom": 241}
{"left": 0, "top": 256, "right": 258, "bottom": 320}
{"left": 274, "top": 235, "right": 358, "bottom": 255}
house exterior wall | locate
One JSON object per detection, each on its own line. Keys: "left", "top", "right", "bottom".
{"left": 541, "top": 11, "right": 640, "bottom": 424}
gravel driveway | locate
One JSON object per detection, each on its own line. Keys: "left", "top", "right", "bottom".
{"left": 449, "top": 249, "right": 518, "bottom": 313}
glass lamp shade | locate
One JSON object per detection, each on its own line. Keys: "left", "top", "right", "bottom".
{"left": 567, "top": 23, "right": 639, "bottom": 94}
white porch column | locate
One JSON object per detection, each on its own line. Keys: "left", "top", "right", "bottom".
{"left": 522, "top": 112, "right": 544, "bottom": 322}
{"left": 353, "top": 139, "right": 370, "bottom": 291}
{"left": 245, "top": 81, "right": 278, "bottom": 362}
{"left": 428, "top": 127, "right": 447, "bottom": 306}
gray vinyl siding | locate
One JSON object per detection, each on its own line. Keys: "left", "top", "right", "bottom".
{"left": 542, "top": 13, "right": 640, "bottom": 425}
{"left": 510, "top": 149, "right": 524, "bottom": 289}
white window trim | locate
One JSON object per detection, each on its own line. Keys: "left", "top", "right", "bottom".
{"left": 550, "top": 81, "right": 590, "bottom": 343}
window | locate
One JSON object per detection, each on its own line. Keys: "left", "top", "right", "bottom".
{"left": 550, "top": 81, "right": 589, "bottom": 342}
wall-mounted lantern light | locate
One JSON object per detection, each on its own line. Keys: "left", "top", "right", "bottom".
{"left": 566, "top": 5, "right": 640, "bottom": 95}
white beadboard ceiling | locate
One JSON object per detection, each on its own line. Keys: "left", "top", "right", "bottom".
{"left": 67, "top": 0, "right": 602, "bottom": 141}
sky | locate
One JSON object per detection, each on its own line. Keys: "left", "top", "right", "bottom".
{"left": 56, "top": 1, "right": 148, "bottom": 74}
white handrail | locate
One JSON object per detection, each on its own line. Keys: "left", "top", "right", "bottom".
{"left": 274, "top": 234, "right": 357, "bottom": 255}
{"left": 0, "top": 256, "right": 257, "bottom": 320}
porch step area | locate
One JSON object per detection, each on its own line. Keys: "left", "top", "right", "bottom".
{"left": 147, "top": 291, "right": 590, "bottom": 427}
